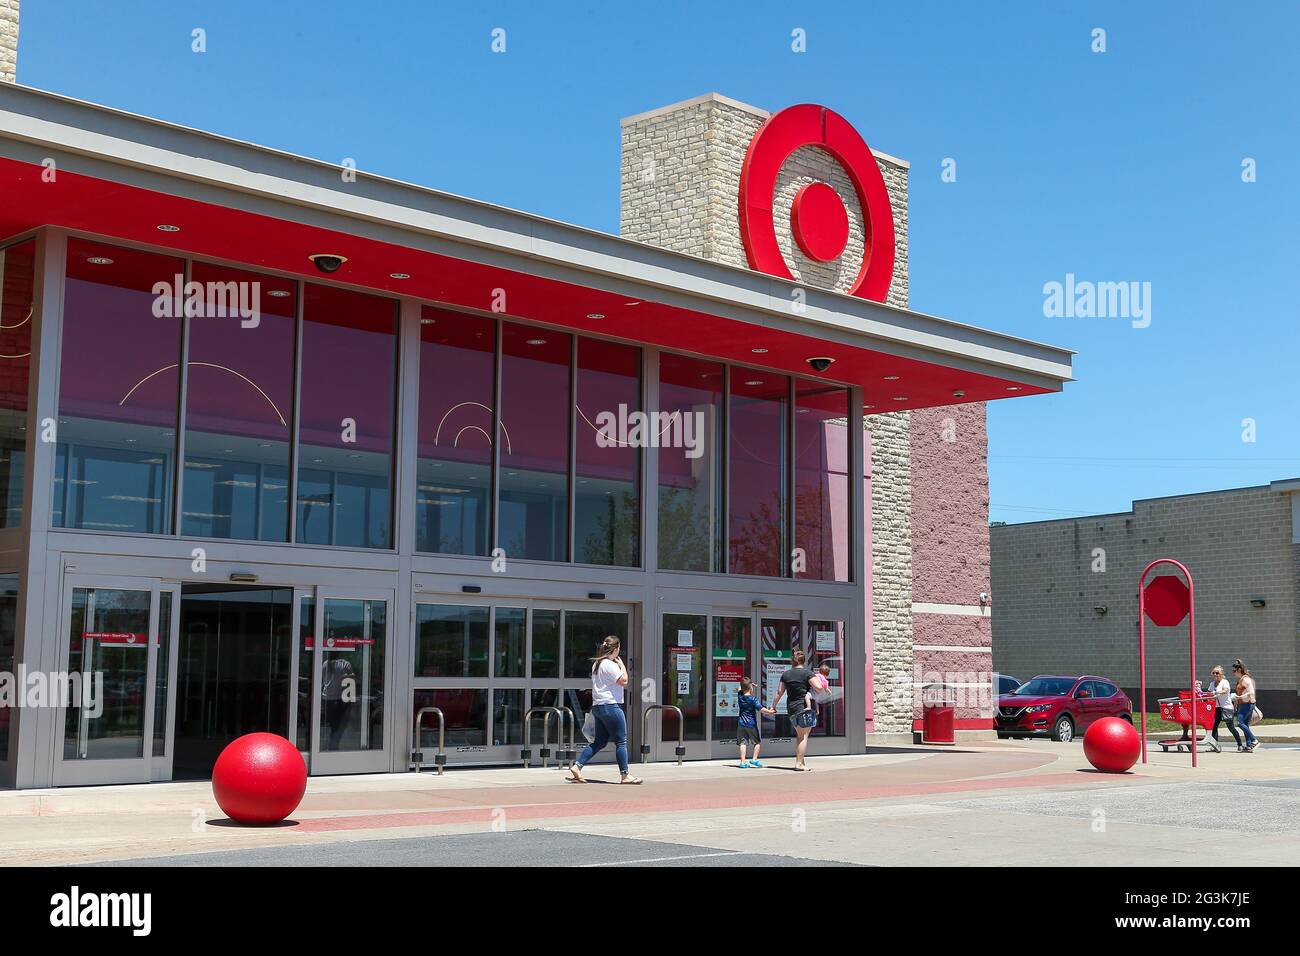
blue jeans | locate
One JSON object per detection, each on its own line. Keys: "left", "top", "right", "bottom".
{"left": 577, "top": 703, "right": 629, "bottom": 775}
{"left": 1236, "top": 703, "right": 1257, "bottom": 747}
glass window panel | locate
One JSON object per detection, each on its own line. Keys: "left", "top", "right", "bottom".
{"left": 0, "top": 573, "right": 18, "bottom": 761}
{"left": 414, "top": 603, "right": 488, "bottom": 678}
{"left": 574, "top": 338, "right": 640, "bottom": 566}
{"left": 0, "top": 242, "right": 34, "bottom": 529}
{"left": 656, "top": 353, "right": 723, "bottom": 571}
{"left": 181, "top": 263, "right": 296, "bottom": 541}
{"left": 296, "top": 284, "right": 396, "bottom": 549}
{"left": 55, "top": 240, "right": 184, "bottom": 533}
{"left": 318, "top": 598, "right": 386, "bottom": 752}
{"left": 564, "top": 609, "right": 629, "bottom": 680}
{"left": 63, "top": 587, "right": 152, "bottom": 759}
{"left": 760, "top": 618, "right": 800, "bottom": 739}
{"left": 151, "top": 590, "right": 172, "bottom": 757}
{"left": 795, "top": 382, "right": 851, "bottom": 582}
{"left": 712, "top": 616, "right": 752, "bottom": 743}
{"left": 416, "top": 307, "right": 495, "bottom": 555}
{"left": 297, "top": 596, "right": 314, "bottom": 752}
{"left": 530, "top": 608, "right": 559, "bottom": 679}
{"left": 661, "top": 614, "right": 706, "bottom": 741}
{"left": 494, "top": 606, "right": 525, "bottom": 678}
{"left": 729, "top": 372, "right": 789, "bottom": 577}
{"left": 492, "top": 688, "right": 524, "bottom": 746}
{"left": 414, "top": 688, "right": 486, "bottom": 748}
{"left": 804, "top": 620, "right": 846, "bottom": 738}
{"left": 497, "top": 322, "right": 569, "bottom": 562}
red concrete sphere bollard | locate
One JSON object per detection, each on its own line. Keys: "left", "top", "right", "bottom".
{"left": 211, "top": 733, "right": 307, "bottom": 825}
{"left": 1083, "top": 716, "right": 1141, "bottom": 773}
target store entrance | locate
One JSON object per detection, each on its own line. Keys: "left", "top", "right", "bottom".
{"left": 656, "top": 603, "right": 851, "bottom": 762}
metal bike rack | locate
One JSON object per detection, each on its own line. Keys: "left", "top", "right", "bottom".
{"left": 557, "top": 706, "right": 577, "bottom": 766}
{"left": 411, "top": 706, "right": 446, "bottom": 775}
{"left": 522, "top": 706, "right": 564, "bottom": 768}
{"left": 640, "top": 703, "right": 686, "bottom": 765}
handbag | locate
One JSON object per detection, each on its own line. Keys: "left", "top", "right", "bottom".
{"left": 1249, "top": 704, "right": 1264, "bottom": 725}
{"left": 582, "top": 712, "right": 597, "bottom": 741}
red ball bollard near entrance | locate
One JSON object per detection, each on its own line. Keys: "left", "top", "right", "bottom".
{"left": 212, "top": 733, "right": 308, "bottom": 824}
{"left": 1082, "top": 716, "right": 1142, "bottom": 773}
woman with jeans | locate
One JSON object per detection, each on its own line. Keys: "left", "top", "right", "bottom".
{"left": 568, "top": 636, "right": 643, "bottom": 784}
{"left": 1208, "top": 665, "right": 1241, "bottom": 749}
{"left": 1231, "top": 659, "right": 1258, "bottom": 753}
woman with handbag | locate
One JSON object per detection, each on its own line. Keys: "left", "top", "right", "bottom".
{"left": 1231, "top": 659, "right": 1259, "bottom": 753}
{"left": 568, "top": 636, "right": 643, "bottom": 784}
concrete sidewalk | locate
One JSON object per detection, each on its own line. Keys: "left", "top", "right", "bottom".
{"left": 2, "top": 741, "right": 1297, "bottom": 866}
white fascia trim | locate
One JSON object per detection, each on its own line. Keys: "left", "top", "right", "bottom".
{"left": 912, "top": 602, "right": 990, "bottom": 617}
{"left": 913, "top": 645, "right": 993, "bottom": 653}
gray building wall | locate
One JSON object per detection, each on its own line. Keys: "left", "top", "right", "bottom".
{"left": 991, "top": 483, "right": 1300, "bottom": 716}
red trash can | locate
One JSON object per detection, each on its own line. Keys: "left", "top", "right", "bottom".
{"left": 921, "top": 683, "right": 956, "bottom": 745}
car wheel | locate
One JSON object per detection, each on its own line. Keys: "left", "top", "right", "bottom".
{"left": 1120, "top": 713, "right": 1133, "bottom": 725}
{"left": 1052, "top": 715, "right": 1074, "bottom": 743}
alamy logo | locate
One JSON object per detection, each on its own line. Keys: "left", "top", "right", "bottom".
{"left": 593, "top": 404, "right": 705, "bottom": 459}
{"left": 1042, "top": 273, "right": 1151, "bottom": 328}
{"left": 152, "top": 274, "right": 262, "bottom": 328}
{"left": 49, "top": 886, "right": 151, "bottom": 936}
{"left": 0, "top": 667, "right": 102, "bottom": 717}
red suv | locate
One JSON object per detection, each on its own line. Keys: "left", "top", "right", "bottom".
{"left": 996, "top": 675, "right": 1133, "bottom": 743}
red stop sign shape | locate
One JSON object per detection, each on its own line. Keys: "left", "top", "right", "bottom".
{"left": 1144, "top": 575, "right": 1190, "bottom": 627}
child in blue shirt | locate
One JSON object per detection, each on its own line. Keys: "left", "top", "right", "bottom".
{"left": 736, "top": 676, "right": 776, "bottom": 768}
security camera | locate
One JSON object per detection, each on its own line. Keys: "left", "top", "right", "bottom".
{"left": 979, "top": 592, "right": 990, "bottom": 605}
{"left": 806, "top": 356, "right": 835, "bottom": 373}
{"left": 309, "top": 254, "right": 348, "bottom": 274}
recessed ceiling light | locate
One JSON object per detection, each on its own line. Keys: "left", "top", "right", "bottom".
{"left": 883, "top": 375, "right": 900, "bottom": 381}
{"left": 266, "top": 289, "right": 291, "bottom": 298}
{"left": 751, "top": 348, "right": 769, "bottom": 354}
{"left": 156, "top": 224, "right": 180, "bottom": 233}
{"left": 420, "top": 318, "right": 435, "bottom": 325}
{"left": 87, "top": 257, "right": 114, "bottom": 266}
{"left": 745, "top": 379, "right": 763, "bottom": 386}
{"left": 586, "top": 313, "right": 605, "bottom": 320}
{"left": 624, "top": 300, "right": 641, "bottom": 307}
{"left": 390, "top": 272, "right": 411, "bottom": 280}
{"left": 893, "top": 396, "right": 908, "bottom": 401}
{"left": 1006, "top": 386, "right": 1021, "bottom": 391}
{"left": 526, "top": 338, "right": 547, "bottom": 345}
{"left": 863, "top": 404, "right": 875, "bottom": 410}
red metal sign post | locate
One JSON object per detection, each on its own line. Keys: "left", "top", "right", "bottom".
{"left": 1137, "top": 559, "right": 1198, "bottom": 767}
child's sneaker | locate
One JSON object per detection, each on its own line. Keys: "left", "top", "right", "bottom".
{"left": 748, "top": 760, "right": 764, "bottom": 768}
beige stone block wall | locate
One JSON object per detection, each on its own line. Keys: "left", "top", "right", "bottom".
{"left": 0, "top": 0, "right": 19, "bottom": 84}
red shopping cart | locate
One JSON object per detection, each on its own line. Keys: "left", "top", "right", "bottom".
{"left": 1156, "top": 690, "right": 1220, "bottom": 753}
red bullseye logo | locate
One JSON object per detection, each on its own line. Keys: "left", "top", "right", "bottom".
{"left": 738, "top": 104, "right": 896, "bottom": 302}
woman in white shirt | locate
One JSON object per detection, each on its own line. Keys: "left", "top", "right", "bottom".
{"left": 1231, "top": 660, "right": 1258, "bottom": 753}
{"left": 568, "top": 636, "right": 643, "bottom": 784}
{"left": 1208, "top": 666, "right": 1241, "bottom": 749}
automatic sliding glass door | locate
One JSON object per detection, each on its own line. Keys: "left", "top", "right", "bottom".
{"left": 307, "top": 586, "right": 393, "bottom": 775}
{"left": 55, "top": 575, "right": 169, "bottom": 786}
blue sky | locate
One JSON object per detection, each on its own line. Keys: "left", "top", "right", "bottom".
{"left": 15, "top": 1, "right": 1300, "bottom": 523}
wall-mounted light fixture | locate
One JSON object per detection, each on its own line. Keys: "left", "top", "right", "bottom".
{"left": 462, "top": 585, "right": 482, "bottom": 594}
{"left": 1250, "top": 597, "right": 1266, "bottom": 608}
{"left": 588, "top": 592, "right": 606, "bottom": 601}
{"left": 751, "top": 600, "right": 770, "bottom": 609}
{"left": 229, "top": 572, "right": 258, "bottom": 583}
{"left": 1094, "top": 605, "right": 1108, "bottom": 615}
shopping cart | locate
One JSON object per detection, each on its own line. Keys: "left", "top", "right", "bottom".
{"left": 1156, "top": 690, "right": 1220, "bottom": 753}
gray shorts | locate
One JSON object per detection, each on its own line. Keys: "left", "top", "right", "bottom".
{"left": 738, "top": 725, "right": 761, "bottom": 746}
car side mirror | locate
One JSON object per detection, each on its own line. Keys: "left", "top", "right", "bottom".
{"left": 1076, "top": 690, "right": 1091, "bottom": 699}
